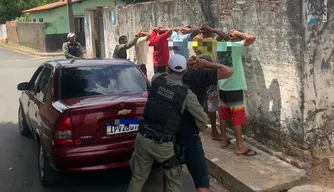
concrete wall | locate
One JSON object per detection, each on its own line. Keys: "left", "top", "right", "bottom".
{"left": 16, "top": 22, "right": 46, "bottom": 51}
{"left": 6, "top": 21, "right": 19, "bottom": 44}
{"left": 84, "top": 10, "right": 96, "bottom": 58}
{"left": 0, "top": 24, "right": 7, "bottom": 41}
{"left": 85, "top": 0, "right": 334, "bottom": 160}
{"left": 29, "top": 0, "right": 126, "bottom": 35}
{"left": 303, "top": 0, "right": 334, "bottom": 160}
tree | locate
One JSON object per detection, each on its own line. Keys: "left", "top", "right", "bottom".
{"left": 0, "top": 0, "right": 59, "bottom": 23}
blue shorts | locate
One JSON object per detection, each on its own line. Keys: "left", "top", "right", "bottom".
{"left": 180, "top": 134, "right": 209, "bottom": 189}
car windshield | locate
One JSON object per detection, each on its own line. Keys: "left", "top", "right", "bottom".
{"left": 61, "top": 64, "right": 148, "bottom": 100}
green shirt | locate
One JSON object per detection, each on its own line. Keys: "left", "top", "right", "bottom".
{"left": 218, "top": 41, "right": 247, "bottom": 91}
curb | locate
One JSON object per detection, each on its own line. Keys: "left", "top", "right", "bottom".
{"left": 212, "top": 119, "right": 309, "bottom": 170}
{"left": 203, "top": 126, "right": 308, "bottom": 192}
{"left": 205, "top": 158, "right": 253, "bottom": 192}
{"left": 0, "top": 43, "right": 63, "bottom": 57}
{"left": 224, "top": 128, "right": 309, "bottom": 169}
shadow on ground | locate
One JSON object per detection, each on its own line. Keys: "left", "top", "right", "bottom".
{"left": 0, "top": 121, "right": 181, "bottom": 192}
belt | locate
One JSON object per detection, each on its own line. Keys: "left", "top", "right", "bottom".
{"left": 139, "top": 127, "right": 174, "bottom": 144}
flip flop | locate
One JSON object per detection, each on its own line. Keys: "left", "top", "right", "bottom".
{"left": 220, "top": 140, "right": 231, "bottom": 149}
{"left": 237, "top": 149, "right": 257, "bottom": 156}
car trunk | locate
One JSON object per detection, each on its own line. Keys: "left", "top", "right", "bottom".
{"left": 60, "top": 93, "right": 147, "bottom": 146}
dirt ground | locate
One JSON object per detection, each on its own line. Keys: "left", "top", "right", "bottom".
{"left": 307, "top": 159, "right": 334, "bottom": 188}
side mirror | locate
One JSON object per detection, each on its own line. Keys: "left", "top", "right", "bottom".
{"left": 17, "top": 82, "right": 32, "bottom": 91}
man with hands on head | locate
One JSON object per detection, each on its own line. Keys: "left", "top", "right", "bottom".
{"left": 134, "top": 30, "right": 151, "bottom": 77}
{"left": 176, "top": 54, "right": 233, "bottom": 192}
{"left": 170, "top": 25, "right": 200, "bottom": 59}
{"left": 192, "top": 24, "right": 230, "bottom": 141}
{"left": 149, "top": 26, "right": 174, "bottom": 74}
{"left": 217, "top": 28, "right": 257, "bottom": 156}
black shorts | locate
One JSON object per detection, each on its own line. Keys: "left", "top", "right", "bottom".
{"left": 154, "top": 66, "right": 166, "bottom": 74}
{"left": 219, "top": 90, "right": 244, "bottom": 103}
{"left": 180, "top": 134, "right": 209, "bottom": 189}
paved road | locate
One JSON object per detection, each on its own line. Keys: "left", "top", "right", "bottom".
{"left": 0, "top": 47, "right": 228, "bottom": 192}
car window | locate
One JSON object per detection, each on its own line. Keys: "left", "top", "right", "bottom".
{"left": 61, "top": 65, "right": 148, "bottom": 100}
{"left": 30, "top": 66, "right": 44, "bottom": 93}
{"left": 35, "top": 67, "right": 52, "bottom": 102}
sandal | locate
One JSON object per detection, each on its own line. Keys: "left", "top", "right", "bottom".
{"left": 220, "top": 140, "right": 231, "bottom": 149}
{"left": 237, "top": 149, "right": 257, "bottom": 156}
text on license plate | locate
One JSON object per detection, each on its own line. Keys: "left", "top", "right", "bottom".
{"left": 106, "top": 120, "right": 139, "bottom": 135}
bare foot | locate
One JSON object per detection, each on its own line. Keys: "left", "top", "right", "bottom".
{"left": 211, "top": 134, "right": 222, "bottom": 141}
{"left": 220, "top": 139, "right": 230, "bottom": 148}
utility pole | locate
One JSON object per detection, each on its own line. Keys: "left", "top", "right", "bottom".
{"left": 67, "top": 0, "right": 74, "bottom": 32}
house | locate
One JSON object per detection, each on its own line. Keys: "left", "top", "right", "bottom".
{"left": 23, "top": 0, "right": 128, "bottom": 35}
{"left": 21, "top": 0, "right": 148, "bottom": 51}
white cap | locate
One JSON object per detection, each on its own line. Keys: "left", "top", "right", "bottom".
{"left": 168, "top": 54, "right": 187, "bottom": 72}
{"left": 67, "top": 32, "right": 76, "bottom": 38}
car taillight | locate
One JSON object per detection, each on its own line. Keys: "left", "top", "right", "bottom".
{"left": 54, "top": 117, "right": 73, "bottom": 146}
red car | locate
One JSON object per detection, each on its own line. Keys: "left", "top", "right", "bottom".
{"left": 17, "top": 59, "right": 149, "bottom": 186}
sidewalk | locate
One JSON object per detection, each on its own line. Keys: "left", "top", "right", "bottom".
{"left": 200, "top": 127, "right": 307, "bottom": 192}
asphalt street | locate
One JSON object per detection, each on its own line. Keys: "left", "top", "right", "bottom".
{"left": 0, "top": 48, "right": 228, "bottom": 192}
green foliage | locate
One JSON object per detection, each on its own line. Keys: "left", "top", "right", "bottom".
{"left": 0, "top": 0, "right": 59, "bottom": 24}
{"left": 16, "top": 13, "right": 31, "bottom": 22}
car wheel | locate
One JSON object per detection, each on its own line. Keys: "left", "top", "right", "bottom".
{"left": 38, "top": 144, "right": 57, "bottom": 186}
{"left": 18, "top": 107, "right": 30, "bottom": 136}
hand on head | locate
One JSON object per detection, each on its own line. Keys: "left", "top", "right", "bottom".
{"left": 135, "top": 29, "right": 142, "bottom": 36}
{"left": 228, "top": 29, "right": 241, "bottom": 41}
{"left": 136, "top": 28, "right": 150, "bottom": 37}
{"left": 187, "top": 56, "right": 198, "bottom": 67}
{"left": 152, "top": 26, "right": 162, "bottom": 33}
{"left": 187, "top": 55, "right": 210, "bottom": 70}
{"left": 200, "top": 24, "right": 214, "bottom": 33}
{"left": 180, "top": 26, "right": 191, "bottom": 34}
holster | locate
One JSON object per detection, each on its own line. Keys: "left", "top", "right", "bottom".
{"left": 160, "top": 142, "right": 186, "bottom": 170}
{"left": 174, "top": 143, "right": 186, "bottom": 165}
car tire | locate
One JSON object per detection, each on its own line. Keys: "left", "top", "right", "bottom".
{"left": 38, "top": 144, "right": 57, "bottom": 186}
{"left": 18, "top": 106, "right": 30, "bottom": 136}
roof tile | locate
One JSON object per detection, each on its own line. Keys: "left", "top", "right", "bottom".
{"left": 23, "top": 0, "right": 82, "bottom": 13}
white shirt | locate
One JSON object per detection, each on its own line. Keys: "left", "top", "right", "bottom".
{"left": 134, "top": 36, "right": 149, "bottom": 66}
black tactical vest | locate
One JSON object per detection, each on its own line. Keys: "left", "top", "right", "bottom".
{"left": 68, "top": 42, "right": 81, "bottom": 57}
{"left": 143, "top": 74, "right": 188, "bottom": 136}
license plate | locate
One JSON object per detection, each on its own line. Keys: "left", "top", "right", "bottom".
{"left": 106, "top": 120, "right": 139, "bottom": 136}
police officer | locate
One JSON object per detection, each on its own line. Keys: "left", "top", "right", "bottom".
{"left": 127, "top": 54, "right": 208, "bottom": 192}
{"left": 62, "top": 32, "right": 83, "bottom": 59}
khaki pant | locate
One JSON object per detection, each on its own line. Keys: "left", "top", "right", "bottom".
{"left": 127, "top": 133, "right": 182, "bottom": 192}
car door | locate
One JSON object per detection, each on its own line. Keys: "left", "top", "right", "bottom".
{"left": 24, "top": 66, "right": 45, "bottom": 130}
{"left": 28, "top": 66, "right": 52, "bottom": 137}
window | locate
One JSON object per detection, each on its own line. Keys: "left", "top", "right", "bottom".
{"left": 61, "top": 65, "right": 148, "bottom": 100}
{"left": 35, "top": 67, "right": 52, "bottom": 102}
{"left": 29, "top": 66, "right": 44, "bottom": 93}
{"left": 33, "top": 19, "right": 36, "bottom": 22}
{"left": 39, "top": 18, "right": 43, "bottom": 22}
{"left": 74, "top": 17, "right": 84, "bottom": 33}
